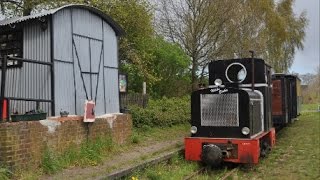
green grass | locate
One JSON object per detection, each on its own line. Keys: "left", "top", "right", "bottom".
{"left": 13, "top": 124, "right": 189, "bottom": 179}
{"left": 41, "top": 135, "right": 114, "bottom": 174}
{"left": 127, "top": 112, "right": 320, "bottom": 180}
{"left": 302, "top": 103, "right": 319, "bottom": 111}
{"left": 236, "top": 112, "right": 320, "bottom": 180}
{"left": 0, "top": 167, "right": 12, "bottom": 180}
{"left": 129, "top": 154, "right": 200, "bottom": 180}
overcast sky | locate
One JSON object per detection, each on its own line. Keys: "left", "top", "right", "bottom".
{"left": 291, "top": 0, "right": 320, "bottom": 74}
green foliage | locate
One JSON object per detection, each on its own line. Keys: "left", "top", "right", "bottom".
{"left": 158, "top": 0, "right": 308, "bottom": 87}
{"left": 0, "top": 167, "right": 12, "bottom": 180}
{"left": 130, "top": 96, "right": 190, "bottom": 128}
{"left": 41, "top": 136, "right": 114, "bottom": 174}
{"left": 131, "top": 131, "right": 141, "bottom": 144}
{"left": 97, "top": 0, "right": 158, "bottom": 93}
{"left": 150, "top": 37, "right": 191, "bottom": 98}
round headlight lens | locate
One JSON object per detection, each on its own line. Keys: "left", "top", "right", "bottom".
{"left": 214, "top": 79, "right": 222, "bottom": 86}
{"left": 241, "top": 127, "right": 250, "bottom": 135}
{"left": 190, "top": 126, "right": 197, "bottom": 134}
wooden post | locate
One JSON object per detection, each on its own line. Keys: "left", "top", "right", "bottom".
{"left": 143, "top": 82, "right": 146, "bottom": 95}
{"left": 143, "top": 82, "right": 147, "bottom": 108}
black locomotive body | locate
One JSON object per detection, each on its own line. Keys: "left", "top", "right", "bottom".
{"left": 185, "top": 58, "right": 276, "bottom": 165}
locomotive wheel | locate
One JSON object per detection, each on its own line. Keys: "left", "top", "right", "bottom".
{"left": 201, "top": 144, "right": 222, "bottom": 167}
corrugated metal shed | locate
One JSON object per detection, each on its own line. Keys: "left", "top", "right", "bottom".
{"left": 0, "top": 4, "right": 125, "bottom": 36}
{"left": 0, "top": 4, "right": 123, "bottom": 116}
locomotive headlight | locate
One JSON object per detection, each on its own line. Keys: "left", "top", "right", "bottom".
{"left": 241, "top": 127, "right": 250, "bottom": 135}
{"left": 214, "top": 79, "right": 222, "bottom": 86}
{"left": 190, "top": 126, "right": 198, "bottom": 134}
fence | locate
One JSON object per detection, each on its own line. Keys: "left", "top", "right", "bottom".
{"left": 120, "top": 93, "right": 149, "bottom": 111}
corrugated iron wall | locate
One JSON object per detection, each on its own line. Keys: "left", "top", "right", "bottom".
{"left": 103, "top": 21, "right": 119, "bottom": 113}
{"left": 1, "top": 21, "right": 52, "bottom": 115}
{"left": 53, "top": 8, "right": 75, "bottom": 115}
{"left": 0, "top": 7, "right": 120, "bottom": 117}
{"left": 53, "top": 8, "right": 119, "bottom": 116}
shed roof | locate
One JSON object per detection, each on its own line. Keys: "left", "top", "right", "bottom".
{"left": 0, "top": 4, "right": 125, "bottom": 36}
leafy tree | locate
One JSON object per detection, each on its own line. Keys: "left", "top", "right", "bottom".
{"left": 263, "top": 0, "right": 307, "bottom": 73}
{"left": 157, "top": 0, "right": 241, "bottom": 90}
{"left": 156, "top": 0, "right": 308, "bottom": 89}
{"left": 150, "top": 37, "right": 191, "bottom": 98}
{"left": 94, "top": 0, "right": 157, "bottom": 93}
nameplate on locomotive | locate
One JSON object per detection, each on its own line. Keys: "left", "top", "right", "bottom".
{"left": 210, "top": 88, "right": 228, "bottom": 94}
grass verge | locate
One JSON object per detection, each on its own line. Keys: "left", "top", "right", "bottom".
{"left": 128, "top": 112, "right": 320, "bottom": 180}
{"left": 129, "top": 154, "right": 200, "bottom": 180}
{"left": 237, "top": 112, "right": 320, "bottom": 180}
{"left": 12, "top": 124, "right": 189, "bottom": 179}
{"left": 302, "top": 103, "right": 319, "bottom": 111}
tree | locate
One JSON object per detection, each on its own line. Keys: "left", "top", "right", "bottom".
{"left": 0, "top": 0, "right": 70, "bottom": 16}
{"left": 264, "top": 0, "right": 307, "bottom": 73}
{"left": 157, "top": 0, "right": 242, "bottom": 90}
{"left": 299, "top": 73, "right": 316, "bottom": 85}
{"left": 150, "top": 37, "right": 191, "bottom": 98}
{"left": 96, "top": 0, "right": 157, "bottom": 93}
{"left": 301, "top": 66, "right": 320, "bottom": 103}
{"left": 156, "top": 0, "right": 308, "bottom": 89}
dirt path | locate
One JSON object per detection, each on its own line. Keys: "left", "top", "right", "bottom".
{"left": 41, "top": 137, "right": 184, "bottom": 180}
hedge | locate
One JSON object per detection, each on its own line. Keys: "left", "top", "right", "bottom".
{"left": 130, "top": 96, "right": 190, "bottom": 128}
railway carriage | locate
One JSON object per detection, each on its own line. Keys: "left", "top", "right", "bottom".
{"left": 185, "top": 58, "right": 276, "bottom": 166}
{"left": 272, "top": 74, "right": 301, "bottom": 126}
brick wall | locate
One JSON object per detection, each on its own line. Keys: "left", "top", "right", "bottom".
{"left": 0, "top": 113, "right": 132, "bottom": 169}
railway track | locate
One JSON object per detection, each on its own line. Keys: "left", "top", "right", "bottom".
{"left": 183, "top": 167, "right": 206, "bottom": 180}
{"left": 104, "top": 148, "right": 241, "bottom": 180}
{"left": 183, "top": 165, "right": 239, "bottom": 180}
{"left": 103, "top": 148, "right": 184, "bottom": 180}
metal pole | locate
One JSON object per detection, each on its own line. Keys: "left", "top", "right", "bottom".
{"left": 249, "top": 51, "right": 255, "bottom": 91}
{"left": 0, "top": 56, "right": 8, "bottom": 121}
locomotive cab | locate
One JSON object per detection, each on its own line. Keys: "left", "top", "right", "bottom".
{"left": 185, "top": 58, "right": 276, "bottom": 166}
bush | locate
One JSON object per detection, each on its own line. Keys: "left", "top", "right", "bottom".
{"left": 130, "top": 96, "right": 190, "bottom": 128}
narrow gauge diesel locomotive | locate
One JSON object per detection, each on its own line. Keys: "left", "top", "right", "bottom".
{"left": 185, "top": 58, "right": 276, "bottom": 166}
{"left": 272, "top": 74, "right": 302, "bottom": 127}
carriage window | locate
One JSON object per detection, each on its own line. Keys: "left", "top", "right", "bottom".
{"left": 0, "top": 31, "right": 23, "bottom": 68}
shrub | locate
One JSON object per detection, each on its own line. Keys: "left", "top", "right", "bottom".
{"left": 130, "top": 96, "right": 190, "bottom": 128}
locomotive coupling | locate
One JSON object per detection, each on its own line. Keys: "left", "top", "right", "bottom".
{"left": 201, "top": 144, "right": 222, "bottom": 167}
{"left": 222, "top": 150, "right": 231, "bottom": 158}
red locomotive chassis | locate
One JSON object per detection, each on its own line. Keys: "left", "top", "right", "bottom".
{"left": 185, "top": 128, "right": 276, "bottom": 164}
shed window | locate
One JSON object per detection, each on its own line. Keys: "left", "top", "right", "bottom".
{"left": 0, "top": 31, "right": 23, "bottom": 68}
